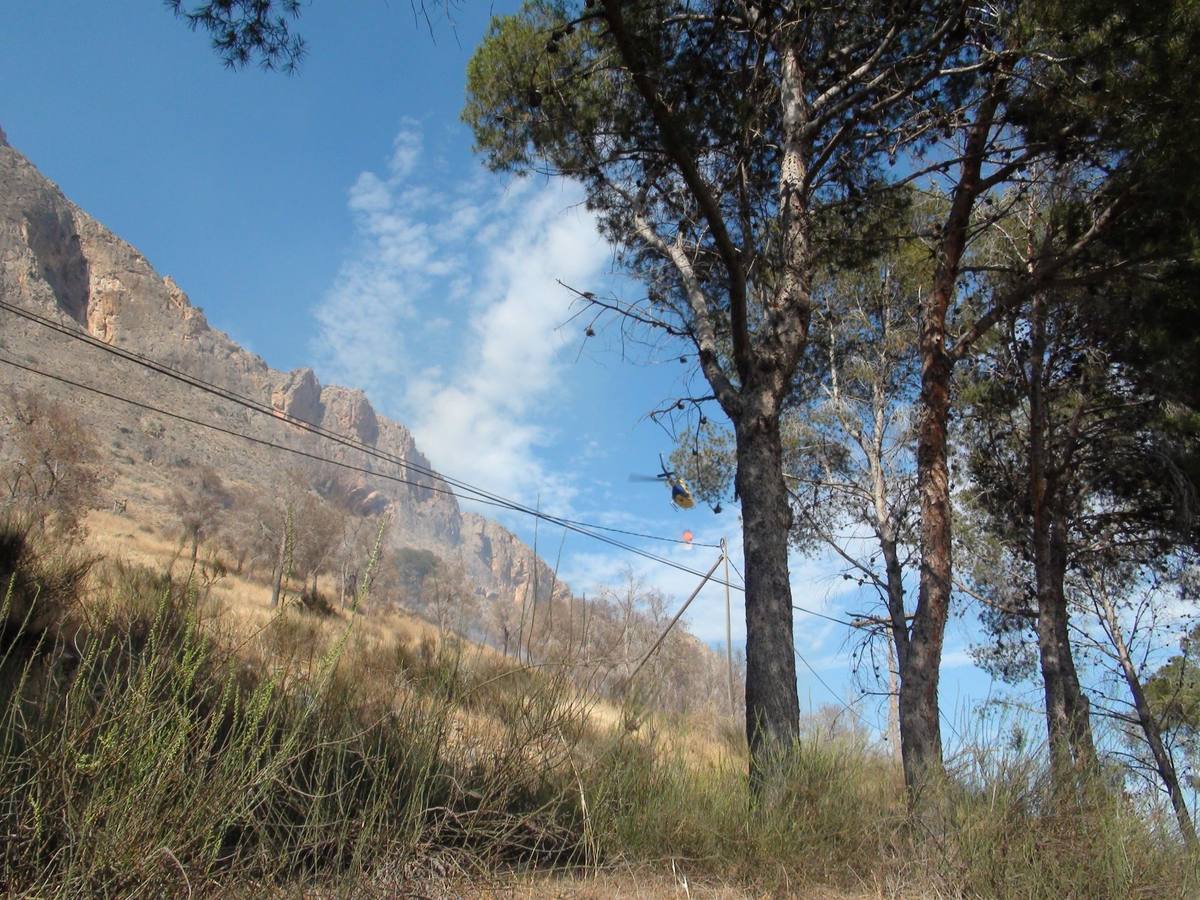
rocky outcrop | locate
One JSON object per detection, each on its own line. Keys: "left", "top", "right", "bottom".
{"left": 321, "top": 385, "right": 379, "bottom": 445}
{"left": 21, "top": 200, "right": 89, "bottom": 324}
{"left": 460, "top": 512, "right": 573, "bottom": 607}
{"left": 0, "top": 144, "right": 88, "bottom": 323}
{"left": 342, "top": 482, "right": 391, "bottom": 517}
{"left": 271, "top": 368, "right": 323, "bottom": 424}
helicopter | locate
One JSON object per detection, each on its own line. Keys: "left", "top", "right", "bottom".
{"left": 630, "top": 455, "right": 696, "bottom": 509}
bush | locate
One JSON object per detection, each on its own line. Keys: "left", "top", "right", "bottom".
{"left": 0, "top": 518, "right": 92, "bottom": 652}
{"left": 297, "top": 585, "right": 336, "bottom": 618}
{"left": 0, "top": 537, "right": 1195, "bottom": 896}
{"left": 0, "top": 553, "right": 589, "bottom": 895}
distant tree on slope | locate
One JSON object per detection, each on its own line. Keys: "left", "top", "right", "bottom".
{"left": 169, "top": 464, "right": 233, "bottom": 566}
{"left": 0, "top": 389, "right": 105, "bottom": 537}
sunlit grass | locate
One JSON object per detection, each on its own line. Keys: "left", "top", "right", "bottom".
{"left": 1, "top": 519, "right": 1195, "bottom": 897}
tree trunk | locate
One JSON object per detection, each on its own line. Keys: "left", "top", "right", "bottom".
{"left": 1096, "top": 588, "right": 1198, "bottom": 846}
{"left": 903, "top": 325, "right": 953, "bottom": 788}
{"left": 880, "top": 534, "right": 909, "bottom": 673}
{"left": 735, "top": 412, "right": 800, "bottom": 778}
{"left": 899, "top": 99, "right": 998, "bottom": 792}
{"left": 867, "top": 396, "right": 909, "bottom": 770}
{"left": 1029, "top": 293, "right": 1097, "bottom": 784}
{"left": 880, "top": 535, "right": 908, "bottom": 769}
{"left": 1034, "top": 567, "right": 1097, "bottom": 782}
{"left": 1031, "top": 515, "right": 1097, "bottom": 782}
{"left": 887, "top": 638, "right": 903, "bottom": 765}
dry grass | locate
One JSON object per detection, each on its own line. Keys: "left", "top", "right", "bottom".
{"left": 1, "top": 515, "right": 1189, "bottom": 898}
{"left": 486, "top": 866, "right": 880, "bottom": 898}
{"left": 83, "top": 509, "right": 733, "bottom": 769}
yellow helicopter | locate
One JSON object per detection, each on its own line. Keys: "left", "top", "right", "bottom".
{"left": 631, "top": 455, "right": 696, "bottom": 509}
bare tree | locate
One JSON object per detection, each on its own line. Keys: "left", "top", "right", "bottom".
{"left": 290, "top": 491, "right": 346, "bottom": 601}
{"left": 0, "top": 389, "right": 105, "bottom": 537}
{"left": 488, "top": 593, "right": 522, "bottom": 659}
{"left": 1080, "top": 566, "right": 1197, "bottom": 845}
{"left": 169, "top": 464, "right": 232, "bottom": 567}
{"left": 334, "top": 512, "right": 388, "bottom": 610}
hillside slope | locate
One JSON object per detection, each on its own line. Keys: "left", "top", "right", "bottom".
{"left": 0, "top": 126, "right": 564, "bottom": 610}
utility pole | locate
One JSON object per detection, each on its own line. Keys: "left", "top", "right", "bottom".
{"left": 628, "top": 551, "right": 724, "bottom": 685}
{"left": 722, "top": 538, "right": 735, "bottom": 714}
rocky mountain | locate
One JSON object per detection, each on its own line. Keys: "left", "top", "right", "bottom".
{"left": 0, "top": 126, "right": 568, "bottom": 610}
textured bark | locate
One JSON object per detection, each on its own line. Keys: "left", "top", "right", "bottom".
{"left": 901, "top": 100, "right": 997, "bottom": 789}
{"left": 880, "top": 535, "right": 909, "bottom": 672}
{"left": 1028, "top": 294, "right": 1097, "bottom": 783}
{"left": 898, "top": 599, "right": 946, "bottom": 789}
{"left": 865, "top": 406, "right": 910, "bottom": 675}
{"left": 735, "top": 411, "right": 801, "bottom": 773}
{"left": 904, "top": 306, "right": 953, "bottom": 787}
{"left": 1034, "top": 571, "right": 1097, "bottom": 781}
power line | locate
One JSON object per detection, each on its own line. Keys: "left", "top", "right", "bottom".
{"left": 723, "top": 553, "right": 749, "bottom": 590}
{"left": 1, "top": 301, "right": 867, "bottom": 627}
{"left": 793, "top": 604, "right": 861, "bottom": 629}
{"left": 0, "top": 352, "right": 743, "bottom": 590}
{"left": 0, "top": 354, "right": 501, "bottom": 511}
{"left": 726, "top": 554, "right": 857, "bottom": 629}
{"left": 0, "top": 299, "right": 718, "bottom": 549}
{"left": 0, "top": 299, "right": 579, "bottom": 526}
{"left": 793, "top": 646, "right": 877, "bottom": 731}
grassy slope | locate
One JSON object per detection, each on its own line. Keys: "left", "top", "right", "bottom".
{"left": 0, "top": 516, "right": 1195, "bottom": 898}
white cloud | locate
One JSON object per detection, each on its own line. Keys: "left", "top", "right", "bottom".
{"left": 312, "top": 123, "right": 610, "bottom": 508}
{"left": 941, "top": 648, "right": 979, "bottom": 669}
{"left": 388, "top": 126, "right": 421, "bottom": 179}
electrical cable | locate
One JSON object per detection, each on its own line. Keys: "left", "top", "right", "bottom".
{"left": 1, "top": 301, "right": 866, "bottom": 626}
{"left": 0, "top": 299, "right": 719, "bottom": 548}
{"left": 724, "top": 554, "right": 749, "bottom": 590}
{"left": 726, "top": 554, "right": 857, "bottom": 628}
{"left": 0, "top": 298, "right": 571, "bottom": 517}
{"left": 793, "top": 646, "right": 878, "bottom": 731}
{"left": 0, "top": 352, "right": 744, "bottom": 591}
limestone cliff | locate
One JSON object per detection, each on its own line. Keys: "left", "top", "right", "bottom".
{"left": 0, "top": 129, "right": 554, "bottom": 608}
{"left": 459, "top": 512, "right": 573, "bottom": 607}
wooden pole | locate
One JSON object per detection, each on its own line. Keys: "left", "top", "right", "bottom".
{"left": 627, "top": 551, "right": 724, "bottom": 685}
{"left": 722, "top": 538, "right": 735, "bottom": 713}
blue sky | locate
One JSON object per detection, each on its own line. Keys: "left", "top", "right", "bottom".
{"left": 1, "top": 0, "right": 1006, "bottom": 742}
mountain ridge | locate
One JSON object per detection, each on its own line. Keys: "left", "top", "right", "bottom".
{"left": 0, "top": 127, "right": 568, "bottom": 612}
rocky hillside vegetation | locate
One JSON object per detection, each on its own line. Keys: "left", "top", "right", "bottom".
{"left": 0, "top": 127, "right": 548, "bottom": 603}
{"left": 0, "top": 129, "right": 735, "bottom": 714}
